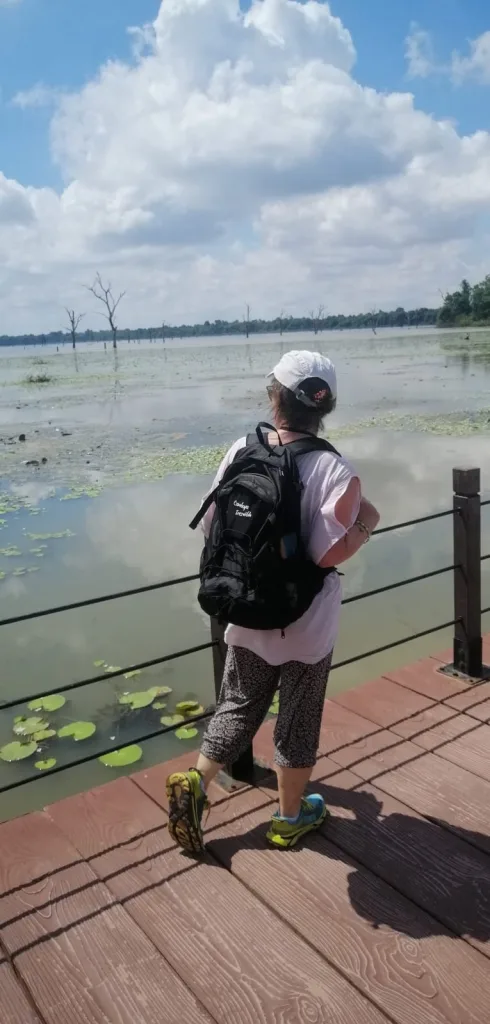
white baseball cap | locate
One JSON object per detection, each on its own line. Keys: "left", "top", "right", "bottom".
{"left": 267, "top": 350, "right": 337, "bottom": 407}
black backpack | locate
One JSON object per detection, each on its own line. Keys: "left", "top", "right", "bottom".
{"left": 189, "top": 422, "right": 341, "bottom": 632}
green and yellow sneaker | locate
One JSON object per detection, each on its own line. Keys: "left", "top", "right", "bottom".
{"left": 166, "top": 769, "right": 210, "bottom": 855}
{"left": 266, "top": 794, "right": 328, "bottom": 849}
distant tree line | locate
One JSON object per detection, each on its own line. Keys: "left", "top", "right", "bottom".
{"left": 0, "top": 304, "right": 439, "bottom": 348}
{"left": 438, "top": 276, "right": 490, "bottom": 326}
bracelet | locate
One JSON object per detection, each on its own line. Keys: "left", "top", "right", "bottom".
{"left": 354, "top": 519, "right": 371, "bottom": 543}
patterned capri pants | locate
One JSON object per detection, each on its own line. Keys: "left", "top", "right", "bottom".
{"left": 201, "top": 645, "right": 333, "bottom": 770}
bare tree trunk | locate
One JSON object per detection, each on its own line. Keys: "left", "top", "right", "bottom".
{"left": 244, "top": 304, "right": 251, "bottom": 339}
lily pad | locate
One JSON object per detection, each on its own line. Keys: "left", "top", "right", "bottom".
{"left": 13, "top": 716, "right": 49, "bottom": 736}
{"left": 160, "top": 714, "right": 185, "bottom": 727}
{"left": 99, "top": 745, "right": 143, "bottom": 768}
{"left": 185, "top": 705, "right": 205, "bottom": 717}
{"left": 33, "top": 729, "right": 57, "bottom": 742}
{"left": 0, "top": 741, "right": 37, "bottom": 761}
{"left": 152, "top": 700, "right": 167, "bottom": 710}
{"left": 105, "top": 665, "right": 122, "bottom": 674}
{"left": 28, "top": 694, "right": 66, "bottom": 713}
{"left": 58, "top": 721, "right": 96, "bottom": 741}
{"left": 175, "top": 726, "right": 199, "bottom": 740}
{"left": 35, "top": 758, "right": 57, "bottom": 771}
{"left": 93, "top": 659, "right": 106, "bottom": 668}
{"left": 148, "top": 685, "right": 172, "bottom": 697}
{"left": 118, "top": 690, "right": 154, "bottom": 710}
{"left": 124, "top": 669, "right": 141, "bottom": 680}
{"left": 175, "top": 700, "right": 200, "bottom": 714}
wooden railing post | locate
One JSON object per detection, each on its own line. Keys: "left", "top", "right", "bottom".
{"left": 452, "top": 468, "right": 482, "bottom": 677}
{"left": 210, "top": 618, "right": 255, "bottom": 784}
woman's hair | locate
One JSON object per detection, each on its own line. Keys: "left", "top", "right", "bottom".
{"left": 268, "top": 376, "right": 336, "bottom": 433}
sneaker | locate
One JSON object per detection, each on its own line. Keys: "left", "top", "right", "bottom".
{"left": 266, "top": 794, "right": 328, "bottom": 849}
{"left": 166, "top": 769, "right": 210, "bottom": 855}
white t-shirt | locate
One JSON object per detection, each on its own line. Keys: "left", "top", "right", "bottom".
{"left": 202, "top": 435, "right": 359, "bottom": 666}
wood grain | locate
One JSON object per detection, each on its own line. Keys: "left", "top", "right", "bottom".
{"left": 347, "top": 740, "right": 422, "bottom": 782}
{"left": 317, "top": 775, "right": 490, "bottom": 960}
{"left": 46, "top": 777, "right": 168, "bottom": 858}
{"left": 0, "top": 811, "right": 114, "bottom": 955}
{"left": 384, "top": 659, "right": 470, "bottom": 700}
{"left": 328, "top": 728, "right": 400, "bottom": 770}
{"left": 207, "top": 802, "right": 490, "bottom": 1024}
{"left": 462, "top": 698, "right": 490, "bottom": 723}
{"left": 15, "top": 904, "right": 213, "bottom": 1024}
{"left": 444, "top": 680, "right": 490, "bottom": 712}
{"left": 372, "top": 752, "right": 490, "bottom": 854}
{"left": 410, "top": 711, "right": 479, "bottom": 751}
{"left": 0, "top": 962, "right": 43, "bottom": 1024}
{"left": 119, "top": 843, "right": 388, "bottom": 1024}
{"left": 319, "top": 700, "right": 379, "bottom": 754}
{"left": 0, "top": 809, "right": 214, "bottom": 1024}
{"left": 331, "top": 677, "right": 434, "bottom": 727}
{"left": 433, "top": 724, "right": 490, "bottom": 781}
{"left": 390, "top": 703, "right": 456, "bottom": 739}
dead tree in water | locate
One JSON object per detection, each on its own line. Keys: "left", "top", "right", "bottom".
{"left": 87, "top": 273, "right": 125, "bottom": 349}
{"left": 244, "top": 304, "right": 252, "bottom": 339}
{"left": 370, "top": 308, "right": 379, "bottom": 335}
{"left": 309, "top": 305, "right": 325, "bottom": 335}
{"left": 65, "top": 308, "right": 85, "bottom": 350}
{"left": 162, "top": 322, "right": 166, "bottom": 343}
{"left": 278, "top": 309, "right": 285, "bottom": 335}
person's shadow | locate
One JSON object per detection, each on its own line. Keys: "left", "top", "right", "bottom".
{"left": 207, "top": 779, "right": 490, "bottom": 948}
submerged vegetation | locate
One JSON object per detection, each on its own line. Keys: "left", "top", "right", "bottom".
{"left": 0, "top": 671, "right": 207, "bottom": 779}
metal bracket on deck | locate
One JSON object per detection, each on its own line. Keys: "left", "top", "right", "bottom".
{"left": 438, "top": 662, "right": 490, "bottom": 683}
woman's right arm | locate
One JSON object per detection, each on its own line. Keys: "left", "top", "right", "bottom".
{"left": 319, "top": 485, "right": 380, "bottom": 568}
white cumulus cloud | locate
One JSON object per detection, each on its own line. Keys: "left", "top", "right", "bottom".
{"left": 3, "top": 0, "right": 490, "bottom": 334}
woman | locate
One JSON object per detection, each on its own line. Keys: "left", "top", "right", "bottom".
{"left": 167, "top": 350, "right": 380, "bottom": 853}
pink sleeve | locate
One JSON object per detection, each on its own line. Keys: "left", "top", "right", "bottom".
{"left": 307, "top": 461, "right": 360, "bottom": 564}
{"left": 201, "top": 439, "right": 245, "bottom": 537}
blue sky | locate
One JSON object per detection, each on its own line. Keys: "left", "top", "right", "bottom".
{"left": 2, "top": 0, "right": 490, "bottom": 332}
{"left": 1, "top": 0, "right": 489, "bottom": 189}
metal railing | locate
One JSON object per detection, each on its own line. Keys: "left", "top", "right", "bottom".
{"left": 0, "top": 467, "right": 488, "bottom": 792}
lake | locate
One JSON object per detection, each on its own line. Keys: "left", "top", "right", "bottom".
{"left": 1, "top": 326, "right": 490, "bottom": 820}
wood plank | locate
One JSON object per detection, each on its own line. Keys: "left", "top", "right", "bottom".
{"left": 0, "top": 962, "right": 43, "bottom": 1024}
{"left": 384, "top": 658, "right": 470, "bottom": 700}
{"left": 444, "top": 681, "right": 490, "bottom": 712}
{"left": 319, "top": 700, "right": 379, "bottom": 754}
{"left": 372, "top": 752, "right": 490, "bottom": 854}
{"left": 390, "top": 703, "right": 456, "bottom": 740}
{"left": 346, "top": 740, "right": 422, "bottom": 782}
{"left": 312, "top": 772, "right": 490, "bottom": 961}
{"left": 0, "top": 810, "right": 214, "bottom": 1024}
{"left": 433, "top": 725, "right": 490, "bottom": 782}
{"left": 90, "top": 787, "right": 272, "bottom": 898}
{"left": 207, "top": 800, "right": 490, "bottom": 1024}
{"left": 0, "top": 811, "right": 114, "bottom": 954}
{"left": 15, "top": 905, "right": 213, "bottom": 1024}
{"left": 46, "top": 778, "right": 168, "bottom": 858}
{"left": 108, "top": 817, "right": 389, "bottom": 1024}
{"left": 409, "top": 711, "right": 479, "bottom": 752}
{"left": 463, "top": 698, "right": 490, "bottom": 723}
{"left": 328, "top": 729, "right": 400, "bottom": 770}
{"left": 331, "top": 677, "right": 434, "bottom": 728}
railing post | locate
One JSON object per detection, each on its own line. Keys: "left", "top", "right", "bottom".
{"left": 452, "top": 468, "right": 483, "bottom": 677}
{"left": 210, "top": 618, "right": 255, "bottom": 785}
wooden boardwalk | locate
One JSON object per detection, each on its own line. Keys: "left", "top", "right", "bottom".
{"left": 1, "top": 642, "right": 490, "bottom": 1024}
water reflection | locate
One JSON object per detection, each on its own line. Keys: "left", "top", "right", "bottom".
{"left": 2, "top": 329, "right": 490, "bottom": 818}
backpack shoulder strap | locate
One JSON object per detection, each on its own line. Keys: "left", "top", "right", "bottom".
{"left": 286, "top": 436, "right": 341, "bottom": 459}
